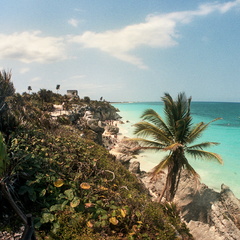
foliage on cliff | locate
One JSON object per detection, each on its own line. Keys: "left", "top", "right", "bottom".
{"left": 0, "top": 88, "right": 193, "bottom": 239}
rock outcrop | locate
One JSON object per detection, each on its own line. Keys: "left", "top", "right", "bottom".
{"left": 128, "top": 161, "right": 141, "bottom": 174}
{"left": 141, "top": 170, "right": 240, "bottom": 240}
{"left": 110, "top": 137, "right": 143, "bottom": 172}
{"left": 65, "top": 103, "right": 121, "bottom": 145}
{"left": 70, "top": 104, "right": 121, "bottom": 122}
{"left": 183, "top": 183, "right": 240, "bottom": 240}
{"left": 113, "top": 137, "right": 140, "bottom": 155}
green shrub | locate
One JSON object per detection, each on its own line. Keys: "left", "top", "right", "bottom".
{"left": 0, "top": 89, "right": 193, "bottom": 239}
{"left": 4, "top": 125, "right": 192, "bottom": 239}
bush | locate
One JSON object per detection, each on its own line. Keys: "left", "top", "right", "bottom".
{"left": 4, "top": 125, "right": 192, "bottom": 239}
{"left": 0, "top": 89, "right": 192, "bottom": 239}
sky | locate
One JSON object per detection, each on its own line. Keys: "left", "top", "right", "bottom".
{"left": 1, "top": 0, "right": 240, "bottom": 102}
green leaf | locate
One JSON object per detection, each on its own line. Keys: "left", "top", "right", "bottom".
{"left": 52, "top": 222, "right": 60, "bottom": 234}
{"left": 61, "top": 200, "right": 69, "bottom": 210}
{"left": 18, "top": 186, "right": 29, "bottom": 195}
{"left": 110, "top": 205, "right": 118, "bottom": 210}
{"left": 29, "top": 190, "right": 37, "bottom": 202}
{"left": 41, "top": 213, "right": 55, "bottom": 223}
{"left": 70, "top": 197, "right": 80, "bottom": 208}
{"left": 50, "top": 204, "right": 62, "bottom": 212}
{"left": 34, "top": 221, "right": 42, "bottom": 229}
{"left": 64, "top": 189, "right": 74, "bottom": 200}
{"left": 101, "top": 214, "right": 108, "bottom": 220}
{"left": 58, "top": 193, "right": 66, "bottom": 199}
{"left": 101, "top": 220, "right": 107, "bottom": 227}
{"left": 39, "top": 188, "right": 46, "bottom": 197}
{"left": 111, "top": 210, "right": 117, "bottom": 217}
{"left": 135, "top": 210, "right": 141, "bottom": 218}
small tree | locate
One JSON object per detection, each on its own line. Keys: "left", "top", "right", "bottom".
{"left": 0, "top": 70, "right": 15, "bottom": 112}
{"left": 28, "top": 86, "right": 32, "bottom": 94}
{"left": 38, "top": 89, "right": 54, "bottom": 103}
{"left": 83, "top": 96, "right": 90, "bottom": 104}
{"left": 56, "top": 84, "right": 60, "bottom": 93}
{"left": 0, "top": 132, "right": 9, "bottom": 178}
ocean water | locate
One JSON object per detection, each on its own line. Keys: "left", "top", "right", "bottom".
{"left": 112, "top": 102, "right": 240, "bottom": 198}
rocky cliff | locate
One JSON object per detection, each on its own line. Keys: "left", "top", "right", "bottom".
{"left": 111, "top": 137, "right": 240, "bottom": 240}
{"left": 63, "top": 103, "right": 121, "bottom": 145}
{"left": 142, "top": 170, "right": 240, "bottom": 240}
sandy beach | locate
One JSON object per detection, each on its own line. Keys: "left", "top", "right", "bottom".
{"left": 105, "top": 120, "right": 160, "bottom": 173}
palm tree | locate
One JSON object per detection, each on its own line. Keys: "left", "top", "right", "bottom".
{"left": 56, "top": 84, "right": 60, "bottom": 93}
{"left": 27, "top": 86, "right": 32, "bottom": 94}
{"left": 131, "top": 92, "right": 222, "bottom": 202}
{"left": 0, "top": 70, "right": 15, "bottom": 112}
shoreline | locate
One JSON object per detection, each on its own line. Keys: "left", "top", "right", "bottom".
{"left": 105, "top": 119, "right": 240, "bottom": 240}
{"left": 104, "top": 121, "right": 152, "bottom": 168}
{"left": 112, "top": 101, "right": 240, "bottom": 199}
{"left": 109, "top": 118, "right": 223, "bottom": 194}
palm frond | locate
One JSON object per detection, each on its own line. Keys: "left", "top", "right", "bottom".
{"left": 175, "top": 116, "right": 192, "bottom": 143}
{"left": 187, "top": 118, "right": 222, "bottom": 144}
{"left": 187, "top": 142, "right": 220, "bottom": 150}
{"left": 177, "top": 93, "right": 191, "bottom": 119}
{"left": 186, "top": 122, "right": 205, "bottom": 142}
{"left": 150, "top": 154, "right": 172, "bottom": 178}
{"left": 163, "top": 92, "right": 191, "bottom": 121}
{"left": 133, "top": 121, "right": 172, "bottom": 144}
{"left": 141, "top": 108, "right": 173, "bottom": 138}
{"left": 126, "top": 137, "right": 167, "bottom": 150}
{"left": 163, "top": 143, "right": 183, "bottom": 151}
{"left": 162, "top": 93, "right": 176, "bottom": 131}
{"left": 186, "top": 149, "right": 223, "bottom": 164}
{"left": 183, "top": 158, "right": 200, "bottom": 181}
{"left": 162, "top": 93, "right": 193, "bottom": 141}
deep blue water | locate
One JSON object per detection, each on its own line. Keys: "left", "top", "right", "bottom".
{"left": 113, "top": 102, "right": 240, "bottom": 197}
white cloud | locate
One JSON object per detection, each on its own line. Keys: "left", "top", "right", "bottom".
{"left": 77, "top": 82, "right": 124, "bottom": 94}
{"left": 70, "top": 74, "right": 86, "bottom": 79}
{"left": 19, "top": 67, "right": 30, "bottom": 74}
{"left": 30, "top": 77, "right": 41, "bottom": 82}
{"left": 0, "top": 31, "right": 66, "bottom": 63}
{"left": 68, "top": 18, "right": 79, "bottom": 27}
{"left": 69, "top": 0, "right": 240, "bottom": 68}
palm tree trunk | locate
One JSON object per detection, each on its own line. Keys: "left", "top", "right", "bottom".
{"left": 165, "top": 156, "right": 182, "bottom": 202}
{"left": 157, "top": 177, "right": 167, "bottom": 202}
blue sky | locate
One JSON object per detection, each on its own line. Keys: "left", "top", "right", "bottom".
{"left": 1, "top": 0, "right": 240, "bottom": 102}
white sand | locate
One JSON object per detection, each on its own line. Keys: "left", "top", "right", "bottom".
{"left": 111, "top": 120, "right": 167, "bottom": 173}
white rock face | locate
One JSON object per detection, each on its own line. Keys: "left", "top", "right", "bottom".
{"left": 141, "top": 170, "right": 240, "bottom": 240}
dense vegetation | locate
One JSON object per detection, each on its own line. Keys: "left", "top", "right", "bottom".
{"left": 0, "top": 76, "right": 193, "bottom": 239}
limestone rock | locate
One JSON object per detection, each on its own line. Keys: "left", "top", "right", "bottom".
{"left": 174, "top": 171, "right": 240, "bottom": 240}
{"left": 105, "top": 125, "right": 119, "bottom": 135}
{"left": 115, "top": 153, "right": 132, "bottom": 164}
{"left": 128, "top": 161, "right": 141, "bottom": 174}
{"left": 139, "top": 169, "right": 240, "bottom": 240}
{"left": 187, "top": 221, "right": 225, "bottom": 240}
{"left": 114, "top": 137, "right": 140, "bottom": 154}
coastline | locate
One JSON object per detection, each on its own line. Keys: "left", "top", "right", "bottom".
{"left": 111, "top": 102, "right": 240, "bottom": 198}
{"left": 112, "top": 119, "right": 223, "bottom": 191}
{"left": 106, "top": 120, "right": 156, "bottom": 172}
{"left": 106, "top": 118, "right": 240, "bottom": 240}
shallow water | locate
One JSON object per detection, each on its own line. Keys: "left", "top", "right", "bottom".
{"left": 113, "top": 102, "right": 240, "bottom": 197}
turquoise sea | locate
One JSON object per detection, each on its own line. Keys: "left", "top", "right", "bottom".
{"left": 112, "top": 102, "right": 240, "bottom": 198}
